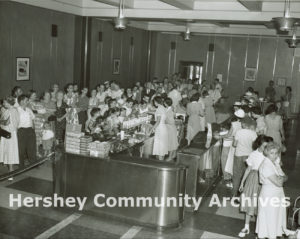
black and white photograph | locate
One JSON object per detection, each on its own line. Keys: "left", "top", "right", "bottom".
{"left": 16, "top": 57, "right": 30, "bottom": 81}
{"left": 113, "top": 58, "right": 120, "bottom": 75}
{"left": 0, "top": 0, "right": 300, "bottom": 239}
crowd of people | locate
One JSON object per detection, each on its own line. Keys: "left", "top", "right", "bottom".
{"left": 218, "top": 81, "right": 293, "bottom": 239}
{"left": 0, "top": 74, "right": 295, "bottom": 238}
{"left": 0, "top": 76, "right": 225, "bottom": 172}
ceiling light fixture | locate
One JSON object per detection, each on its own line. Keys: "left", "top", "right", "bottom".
{"left": 286, "top": 27, "right": 300, "bottom": 48}
{"left": 114, "top": 0, "right": 127, "bottom": 30}
{"left": 273, "top": 0, "right": 298, "bottom": 32}
{"left": 183, "top": 25, "right": 191, "bottom": 41}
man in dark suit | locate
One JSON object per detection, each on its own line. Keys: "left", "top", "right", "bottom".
{"left": 142, "top": 82, "right": 156, "bottom": 99}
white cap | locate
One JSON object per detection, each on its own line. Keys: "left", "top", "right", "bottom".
{"left": 234, "top": 109, "right": 245, "bottom": 118}
{"left": 233, "top": 101, "right": 242, "bottom": 106}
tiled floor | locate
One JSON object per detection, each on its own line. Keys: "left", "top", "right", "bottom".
{"left": 0, "top": 118, "right": 299, "bottom": 239}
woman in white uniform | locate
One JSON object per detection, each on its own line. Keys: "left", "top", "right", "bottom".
{"left": 186, "top": 93, "right": 205, "bottom": 145}
{"left": 164, "top": 98, "right": 179, "bottom": 162}
{"left": 256, "top": 142, "right": 287, "bottom": 239}
{"left": 152, "top": 96, "right": 169, "bottom": 161}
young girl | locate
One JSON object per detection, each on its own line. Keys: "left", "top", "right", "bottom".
{"left": 88, "top": 89, "right": 99, "bottom": 119}
{"left": 221, "top": 109, "right": 245, "bottom": 188}
{"left": 41, "top": 121, "right": 55, "bottom": 157}
{"left": 232, "top": 118, "right": 257, "bottom": 196}
{"left": 251, "top": 107, "right": 266, "bottom": 135}
{"left": 238, "top": 135, "right": 273, "bottom": 237}
{"left": 85, "top": 108, "right": 101, "bottom": 134}
{"left": 164, "top": 98, "right": 179, "bottom": 162}
{"left": 256, "top": 143, "right": 288, "bottom": 239}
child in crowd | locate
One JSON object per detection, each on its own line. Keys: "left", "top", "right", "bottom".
{"left": 88, "top": 89, "right": 99, "bottom": 119}
{"left": 232, "top": 118, "right": 257, "bottom": 196}
{"left": 233, "top": 101, "right": 242, "bottom": 112}
{"left": 41, "top": 121, "right": 55, "bottom": 157}
{"left": 100, "top": 97, "right": 110, "bottom": 116}
{"left": 251, "top": 107, "right": 266, "bottom": 135}
{"left": 85, "top": 108, "right": 101, "bottom": 134}
{"left": 118, "top": 108, "right": 127, "bottom": 124}
{"left": 221, "top": 108, "right": 245, "bottom": 188}
{"left": 238, "top": 135, "right": 273, "bottom": 238}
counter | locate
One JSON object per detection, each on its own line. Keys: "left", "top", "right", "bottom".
{"left": 177, "top": 131, "right": 222, "bottom": 211}
{"left": 54, "top": 152, "right": 187, "bottom": 229}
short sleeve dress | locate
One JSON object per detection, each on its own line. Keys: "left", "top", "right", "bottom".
{"left": 0, "top": 108, "right": 20, "bottom": 165}
{"left": 165, "top": 107, "right": 179, "bottom": 152}
{"left": 265, "top": 114, "right": 283, "bottom": 148}
{"left": 255, "top": 157, "right": 287, "bottom": 239}
{"left": 152, "top": 105, "right": 169, "bottom": 157}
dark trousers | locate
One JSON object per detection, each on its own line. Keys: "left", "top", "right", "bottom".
{"left": 232, "top": 155, "right": 247, "bottom": 196}
{"left": 18, "top": 128, "right": 36, "bottom": 167}
{"left": 78, "top": 111, "right": 88, "bottom": 132}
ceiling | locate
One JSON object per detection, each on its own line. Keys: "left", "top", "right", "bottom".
{"left": 10, "top": 0, "right": 300, "bottom": 36}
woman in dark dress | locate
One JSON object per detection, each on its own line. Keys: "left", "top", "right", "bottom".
{"left": 55, "top": 91, "right": 68, "bottom": 145}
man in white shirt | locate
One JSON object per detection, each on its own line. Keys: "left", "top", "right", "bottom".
{"left": 17, "top": 95, "right": 36, "bottom": 167}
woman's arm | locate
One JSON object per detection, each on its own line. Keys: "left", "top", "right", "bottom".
{"left": 268, "top": 174, "right": 285, "bottom": 187}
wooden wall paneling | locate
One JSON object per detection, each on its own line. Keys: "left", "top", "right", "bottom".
{"left": 256, "top": 38, "right": 277, "bottom": 97}
{"left": 227, "top": 37, "right": 247, "bottom": 103}
{"left": 274, "top": 38, "right": 294, "bottom": 98}
{"left": 212, "top": 36, "right": 231, "bottom": 93}
{"left": 244, "top": 36, "right": 260, "bottom": 92}
{"left": 0, "top": 2, "right": 13, "bottom": 97}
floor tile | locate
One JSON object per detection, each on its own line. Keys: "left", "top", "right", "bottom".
{"left": 6, "top": 177, "right": 53, "bottom": 196}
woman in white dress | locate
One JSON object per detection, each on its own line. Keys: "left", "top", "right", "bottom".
{"left": 186, "top": 93, "right": 205, "bottom": 145}
{"left": 164, "top": 98, "right": 179, "bottom": 162}
{"left": 256, "top": 142, "right": 287, "bottom": 239}
{"left": 151, "top": 96, "right": 169, "bottom": 161}
{"left": 0, "top": 97, "right": 20, "bottom": 177}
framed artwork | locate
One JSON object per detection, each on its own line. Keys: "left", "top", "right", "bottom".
{"left": 277, "top": 77, "right": 287, "bottom": 87}
{"left": 16, "top": 57, "right": 30, "bottom": 81}
{"left": 113, "top": 58, "right": 120, "bottom": 75}
{"left": 244, "top": 67, "right": 257, "bottom": 82}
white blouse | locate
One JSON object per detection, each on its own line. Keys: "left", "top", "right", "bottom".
{"left": 246, "top": 150, "right": 265, "bottom": 170}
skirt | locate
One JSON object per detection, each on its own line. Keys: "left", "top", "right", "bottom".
{"left": 167, "top": 124, "right": 179, "bottom": 151}
{"left": 256, "top": 185, "right": 287, "bottom": 238}
{"left": 240, "top": 170, "right": 261, "bottom": 216}
{"left": 153, "top": 123, "right": 169, "bottom": 156}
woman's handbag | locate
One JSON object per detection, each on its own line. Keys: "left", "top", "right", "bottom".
{"left": 0, "top": 128, "right": 11, "bottom": 139}
{"left": 287, "top": 196, "right": 300, "bottom": 230}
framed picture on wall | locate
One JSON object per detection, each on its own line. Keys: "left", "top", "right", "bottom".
{"left": 244, "top": 67, "right": 257, "bottom": 82}
{"left": 277, "top": 77, "right": 287, "bottom": 87}
{"left": 113, "top": 58, "right": 120, "bottom": 75}
{"left": 16, "top": 57, "right": 30, "bottom": 81}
